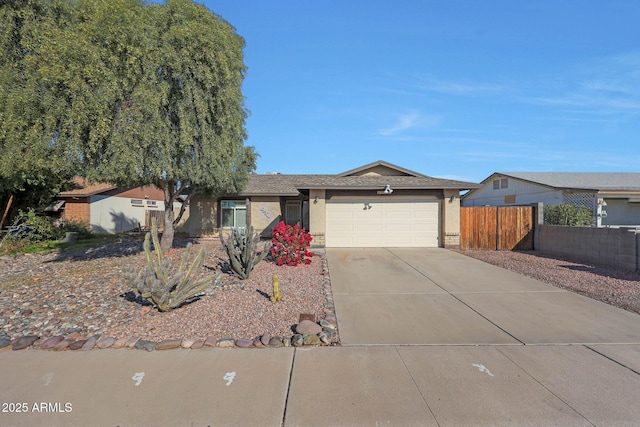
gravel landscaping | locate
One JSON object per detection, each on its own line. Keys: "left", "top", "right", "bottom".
{"left": 0, "top": 237, "right": 338, "bottom": 350}
{"left": 457, "top": 249, "right": 640, "bottom": 315}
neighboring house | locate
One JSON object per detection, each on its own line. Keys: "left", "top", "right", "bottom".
{"left": 462, "top": 172, "right": 640, "bottom": 227}
{"left": 53, "top": 177, "right": 165, "bottom": 234}
{"left": 176, "top": 160, "right": 478, "bottom": 248}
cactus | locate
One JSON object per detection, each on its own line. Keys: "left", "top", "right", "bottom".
{"left": 220, "top": 226, "right": 270, "bottom": 280}
{"left": 270, "top": 274, "right": 282, "bottom": 302}
{"left": 123, "top": 218, "right": 215, "bottom": 312}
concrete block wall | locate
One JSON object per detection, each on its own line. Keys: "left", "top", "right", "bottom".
{"left": 537, "top": 225, "right": 640, "bottom": 271}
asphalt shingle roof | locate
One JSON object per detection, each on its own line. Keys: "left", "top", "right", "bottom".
{"left": 499, "top": 172, "right": 640, "bottom": 192}
{"left": 57, "top": 177, "right": 117, "bottom": 197}
{"left": 240, "top": 173, "right": 479, "bottom": 196}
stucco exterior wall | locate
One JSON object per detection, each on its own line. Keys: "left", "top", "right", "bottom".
{"left": 442, "top": 189, "right": 461, "bottom": 248}
{"left": 249, "top": 197, "right": 282, "bottom": 237}
{"left": 174, "top": 196, "right": 217, "bottom": 237}
{"left": 601, "top": 198, "right": 640, "bottom": 226}
{"left": 309, "top": 189, "right": 326, "bottom": 246}
{"left": 463, "top": 179, "right": 564, "bottom": 207}
{"left": 89, "top": 195, "right": 164, "bottom": 234}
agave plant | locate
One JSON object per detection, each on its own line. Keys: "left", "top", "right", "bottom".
{"left": 123, "top": 218, "right": 215, "bottom": 312}
{"left": 220, "top": 226, "right": 270, "bottom": 280}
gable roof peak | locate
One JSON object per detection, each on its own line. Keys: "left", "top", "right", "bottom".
{"left": 338, "top": 160, "right": 427, "bottom": 178}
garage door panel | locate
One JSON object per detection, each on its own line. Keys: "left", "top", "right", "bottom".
{"left": 357, "top": 223, "right": 383, "bottom": 232}
{"left": 326, "top": 197, "right": 440, "bottom": 247}
{"left": 414, "top": 224, "right": 436, "bottom": 232}
{"left": 386, "top": 223, "right": 412, "bottom": 232}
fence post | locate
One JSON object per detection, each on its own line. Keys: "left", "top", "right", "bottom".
{"left": 495, "top": 207, "right": 500, "bottom": 250}
{"left": 531, "top": 202, "right": 543, "bottom": 250}
{"left": 636, "top": 230, "right": 639, "bottom": 272}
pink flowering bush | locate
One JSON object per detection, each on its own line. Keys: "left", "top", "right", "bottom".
{"left": 270, "top": 221, "right": 313, "bottom": 266}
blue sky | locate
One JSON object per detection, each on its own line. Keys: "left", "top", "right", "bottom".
{"left": 202, "top": 1, "right": 639, "bottom": 182}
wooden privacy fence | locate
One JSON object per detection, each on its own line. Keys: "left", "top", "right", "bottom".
{"left": 145, "top": 210, "right": 165, "bottom": 231}
{"left": 460, "top": 206, "right": 534, "bottom": 250}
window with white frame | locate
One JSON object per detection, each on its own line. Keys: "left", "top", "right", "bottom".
{"left": 221, "top": 200, "right": 247, "bottom": 228}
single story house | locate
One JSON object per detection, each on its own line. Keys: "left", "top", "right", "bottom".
{"left": 177, "top": 160, "right": 479, "bottom": 248}
{"left": 53, "top": 177, "right": 165, "bottom": 234}
{"left": 462, "top": 172, "right": 640, "bottom": 227}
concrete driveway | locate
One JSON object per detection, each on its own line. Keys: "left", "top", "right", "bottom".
{"left": 327, "top": 248, "right": 640, "bottom": 345}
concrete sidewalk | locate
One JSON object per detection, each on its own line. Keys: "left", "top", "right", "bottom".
{"left": 2, "top": 344, "right": 640, "bottom": 426}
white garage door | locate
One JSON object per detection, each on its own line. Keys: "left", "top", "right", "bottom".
{"left": 326, "top": 197, "right": 440, "bottom": 247}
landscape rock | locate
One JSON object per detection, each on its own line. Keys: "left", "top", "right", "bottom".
{"left": 156, "top": 339, "right": 182, "bottom": 350}
{"left": 53, "top": 339, "right": 74, "bottom": 351}
{"left": 322, "top": 328, "right": 336, "bottom": 339}
{"left": 319, "top": 319, "right": 335, "bottom": 329}
{"left": 81, "top": 335, "right": 100, "bottom": 351}
{"left": 253, "top": 338, "right": 264, "bottom": 348}
{"left": 204, "top": 336, "right": 218, "bottom": 347}
{"left": 125, "top": 337, "right": 141, "bottom": 348}
{"left": 31, "top": 337, "right": 46, "bottom": 349}
{"left": 112, "top": 337, "right": 128, "bottom": 349}
{"left": 12, "top": 335, "right": 39, "bottom": 350}
{"left": 97, "top": 336, "right": 116, "bottom": 349}
{"left": 0, "top": 337, "right": 12, "bottom": 349}
{"left": 318, "top": 331, "right": 331, "bottom": 345}
{"left": 303, "top": 334, "right": 321, "bottom": 346}
{"left": 216, "top": 338, "right": 236, "bottom": 348}
{"left": 40, "top": 336, "right": 65, "bottom": 350}
{"left": 181, "top": 338, "right": 196, "bottom": 349}
{"left": 68, "top": 340, "right": 86, "bottom": 350}
{"left": 296, "top": 320, "right": 322, "bottom": 335}
{"left": 191, "top": 339, "right": 205, "bottom": 350}
{"left": 283, "top": 337, "right": 291, "bottom": 347}
{"left": 134, "top": 340, "right": 156, "bottom": 351}
{"left": 291, "top": 334, "right": 304, "bottom": 347}
{"left": 260, "top": 333, "right": 271, "bottom": 346}
{"left": 268, "top": 336, "right": 283, "bottom": 347}
{"left": 235, "top": 338, "right": 253, "bottom": 348}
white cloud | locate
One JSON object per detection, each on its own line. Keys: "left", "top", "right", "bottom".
{"left": 379, "top": 111, "right": 440, "bottom": 136}
{"left": 523, "top": 51, "right": 640, "bottom": 115}
{"left": 415, "top": 75, "right": 506, "bottom": 95}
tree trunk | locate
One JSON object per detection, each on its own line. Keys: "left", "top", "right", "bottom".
{"left": 160, "top": 186, "right": 175, "bottom": 253}
{"left": 0, "top": 195, "right": 14, "bottom": 230}
{"left": 173, "top": 193, "right": 192, "bottom": 226}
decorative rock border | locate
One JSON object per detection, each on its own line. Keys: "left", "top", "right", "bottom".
{"left": 0, "top": 251, "right": 339, "bottom": 352}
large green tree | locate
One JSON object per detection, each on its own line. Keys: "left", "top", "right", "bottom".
{"left": 0, "top": 0, "right": 77, "bottom": 224}
{"left": 1, "top": 0, "right": 256, "bottom": 250}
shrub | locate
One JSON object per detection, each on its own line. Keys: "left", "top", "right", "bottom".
{"left": 270, "top": 221, "right": 313, "bottom": 266}
{"left": 58, "top": 218, "right": 94, "bottom": 240}
{"left": 220, "top": 226, "right": 270, "bottom": 279}
{"left": 122, "top": 219, "right": 215, "bottom": 312}
{"left": 544, "top": 203, "right": 594, "bottom": 227}
{"left": 8, "top": 208, "right": 63, "bottom": 242}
